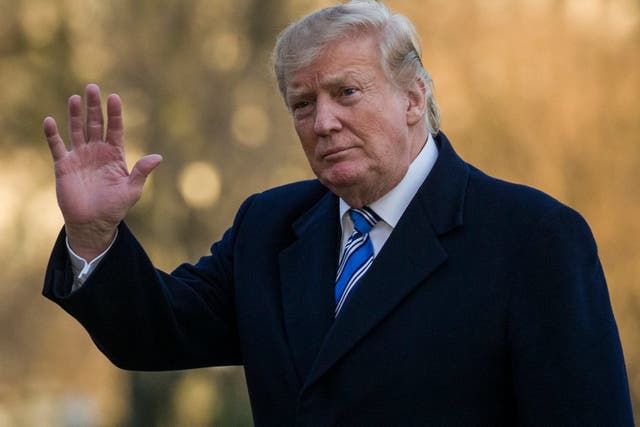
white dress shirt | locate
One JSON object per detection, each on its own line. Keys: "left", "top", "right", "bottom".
{"left": 67, "top": 231, "right": 118, "bottom": 291}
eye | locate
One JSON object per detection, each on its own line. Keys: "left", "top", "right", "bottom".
{"left": 291, "top": 100, "right": 313, "bottom": 118}
{"left": 341, "top": 87, "right": 358, "bottom": 97}
{"left": 291, "top": 99, "right": 315, "bottom": 113}
{"left": 292, "top": 101, "right": 310, "bottom": 111}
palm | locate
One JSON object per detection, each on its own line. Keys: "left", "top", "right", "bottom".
{"left": 44, "top": 84, "right": 162, "bottom": 258}
{"left": 55, "top": 141, "right": 133, "bottom": 226}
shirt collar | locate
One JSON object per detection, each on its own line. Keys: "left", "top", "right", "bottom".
{"left": 339, "top": 133, "right": 439, "bottom": 227}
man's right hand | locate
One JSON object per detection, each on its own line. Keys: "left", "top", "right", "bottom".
{"left": 43, "top": 83, "right": 162, "bottom": 261}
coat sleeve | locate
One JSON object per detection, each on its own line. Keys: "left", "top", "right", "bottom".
{"left": 508, "top": 204, "right": 634, "bottom": 425}
{"left": 42, "top": 195, "right": 258, "bottom": 371}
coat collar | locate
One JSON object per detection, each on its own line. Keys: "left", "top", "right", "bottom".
{"left": 420, "top": 132, "right": 468, "bottom": 235}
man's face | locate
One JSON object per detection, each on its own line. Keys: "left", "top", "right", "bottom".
{"left": 285, "top": 34, "right": 420, "bottom": 206}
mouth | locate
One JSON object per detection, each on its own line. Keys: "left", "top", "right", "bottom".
{"left": 322, "top": 146, "right": 355, "bottom": 160}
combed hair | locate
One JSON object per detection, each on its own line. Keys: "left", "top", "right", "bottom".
{"left": 272, "top": 0, "right": 440, "bottom": 134}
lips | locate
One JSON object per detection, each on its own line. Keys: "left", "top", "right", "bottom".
{"left": 322, "top": 146, "right": 355, "bottom": 160}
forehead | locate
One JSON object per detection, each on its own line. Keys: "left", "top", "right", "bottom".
{"left": 285, "top": 35, "right": 385, "bottom": 94}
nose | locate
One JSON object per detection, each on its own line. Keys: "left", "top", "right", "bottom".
{"left": 313, "top": 96, "right": 342, "bottom": 136}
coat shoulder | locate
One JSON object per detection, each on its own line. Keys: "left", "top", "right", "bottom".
{"left": 232, "top": 179, "right": 332, "bottom": 235}
{"left": 249, "top": 179, "right": 330, "bottom": 215}
{"left": 257, "top": 179, "right": 328, "bottom": 203}
{"left": 466, "top": 164, "right": 582, "bottom": 224}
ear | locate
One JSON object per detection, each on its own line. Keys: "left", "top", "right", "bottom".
{"left": 406, "top": 77, "right": 427, "bottom": 126}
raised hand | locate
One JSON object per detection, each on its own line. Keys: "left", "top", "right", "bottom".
{"left": 44, "top": 83, "right": 162, "bottom": 260}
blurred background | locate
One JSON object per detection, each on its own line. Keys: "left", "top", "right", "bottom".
{"left": 0, "top": 0, "right": 638, "bottom": 425}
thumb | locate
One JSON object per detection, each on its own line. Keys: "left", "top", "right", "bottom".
{"left": 129, "top": 154, "right": 163, "bottom": 190}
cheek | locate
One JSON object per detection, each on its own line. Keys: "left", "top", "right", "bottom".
{"left": 294, "top": 124, "right": 318, "bottom": 160}
{"left": 369, "top": 126, "right": 411, "bottom": 166}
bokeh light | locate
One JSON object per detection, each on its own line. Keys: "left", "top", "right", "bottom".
{"left": 231, "top": 105, "right": 270, "bottom": 147}
{"left": 201, "top": 31, "right": 250, "bottom": 72}
{"left": 19, "top": 0, "right": 60, "bottom": 47}
{"left": 178, "top": 161, "right": 222, "bottom": 208}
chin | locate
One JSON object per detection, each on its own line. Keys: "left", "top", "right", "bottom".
{"left": 317, "top": 168, "right": 365, "bottom": 195}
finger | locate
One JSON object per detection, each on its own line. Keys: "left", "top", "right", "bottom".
{"left": 43, "top": 116, "right": 68, "bottom": 161}
{"left": 85, "top": 83, "right": 104, "bottom": 142}
{"left": 105, "top": 93, "right": 124, "bottom": 147}
{"left": 129, "top": 154, "right": 163, "bottom": 197}
{"left": 68, "top": 94, "right": 85, "bottom": 148}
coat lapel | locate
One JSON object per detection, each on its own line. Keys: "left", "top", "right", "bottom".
{"left": 302, "top": 132, "right": 470, "bottom": 390}
{"left": 279, "top": 192, "right": 340, "bottom": 383}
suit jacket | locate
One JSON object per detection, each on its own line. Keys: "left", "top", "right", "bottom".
{"left": 44, "top": 132, "right": 634, "bottom": 426}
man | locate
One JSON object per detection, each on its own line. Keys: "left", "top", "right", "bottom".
{"left": 43, "top": 1, "right": 634, "bottom": 425}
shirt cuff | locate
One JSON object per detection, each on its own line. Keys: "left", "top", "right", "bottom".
{"left": 66, "top": 230, "right": 118, "bottom": 291}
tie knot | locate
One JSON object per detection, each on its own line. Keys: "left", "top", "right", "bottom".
{"left": 349, "top": 207, "right": 380, "bottom": 234}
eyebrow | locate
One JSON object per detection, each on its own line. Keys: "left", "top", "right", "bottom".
{"left": 287, "top": 70, "right": 368, "bottom": 101}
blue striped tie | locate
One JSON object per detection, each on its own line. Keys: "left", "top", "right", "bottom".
{"left": 335, "top": 207, "right": 380, "bottom": 315}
